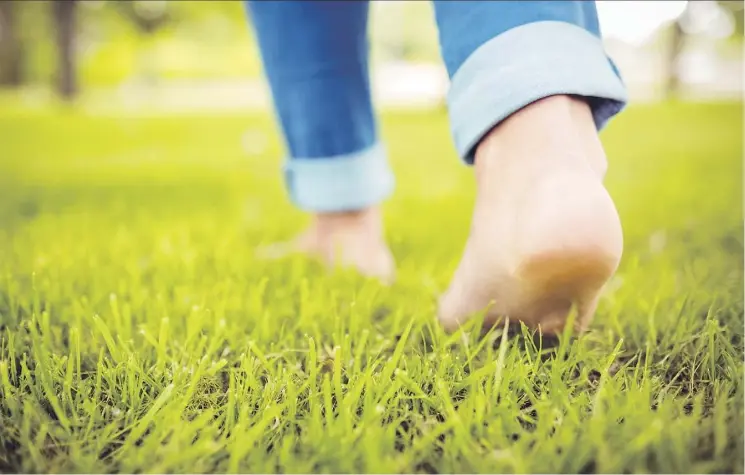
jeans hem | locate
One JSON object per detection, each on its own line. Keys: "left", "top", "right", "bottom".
{"left": 284, "top": 142, "right": 395, "bottom": 212}
{"left": 447, "top": 21, "right": 629, "bottom": 164}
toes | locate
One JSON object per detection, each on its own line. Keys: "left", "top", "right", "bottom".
{"left": 255, "top": 240, "right": 306, "bottom": 260}
{"left": 437, "top": 287, "right": 472, "bottom": 332}
{"left": 342, "top": 248, "right": 396, "bottom": 284}
{"left": 255, "top": 231, "right": 320, "bottom": 261}
{"left": 255, "top": 236, "right": 396, "bottom": 284}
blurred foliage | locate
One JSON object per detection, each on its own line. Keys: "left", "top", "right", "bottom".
{"left": 369, "top": 2, "right": 440, "bottom": 64}
{"left": 5, "top": 1, "right": 262, "bottom": 88}
{"left": 0, "top": 0, "right": 443, "bottom": 91}
{"left": 0, "top": 0, "right": 741, "bottom": 94}
{"left": 717, "top": 0, "right": 745, "bottom": 38}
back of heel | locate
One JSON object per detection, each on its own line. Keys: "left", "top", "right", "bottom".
{"left": 513, "top": 174, "right": 623, "bottom": 333}
{"left": 514, "top": 249, "right": 617, "bottom": 333}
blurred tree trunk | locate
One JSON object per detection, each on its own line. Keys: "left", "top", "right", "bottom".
{"left": 52, "top": 0, "right": 78, "bottom": 101}
{"left": 665, "top": 18, "right": 685, "bottom": 99}
{"left": 664, "top": 2, "right": 697, "bottom": 100}
{"left": 718, "top": 1, "right": 745, "bottom": 37}
{"left": 0, "top": 1, "right": 24, "bottom": 87}
{"left": 115, "top": 1, "right": 169, "bottom": 86}
{"left": 118, "top": 1, "right": 169, "bottom": 36}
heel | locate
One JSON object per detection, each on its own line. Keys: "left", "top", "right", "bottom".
{"left": 515, "top": 248, "right": 617, "bottom": 333}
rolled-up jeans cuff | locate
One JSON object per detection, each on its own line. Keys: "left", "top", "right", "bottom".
{"left": 283, "top": 142, "right": 395, "bottom": 212}
{"left": 447, "top": 21, "right": 629, "bottom": 164}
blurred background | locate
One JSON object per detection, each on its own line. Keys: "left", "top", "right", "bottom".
{"left": 0, "top": 0, "right": 742, "bottom": 112}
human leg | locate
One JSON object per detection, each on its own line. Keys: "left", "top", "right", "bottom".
{"left": 245, "top": 0, "right": 395, "bottom": 280}
{"left": 432, "top": 1, "right": 627, "bottom": 333}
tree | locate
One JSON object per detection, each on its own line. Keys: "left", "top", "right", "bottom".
{"left": 665, "top": 4, "right": 690, "bottom": 99}
{"left": 717, "top": 0, "right": 745, "bottom": 38}
{"left": 665, "top": 1, "right": 743, "bottom": 98}
{"left": 112, "top": 1, "right": 170, "bottom": 86}
{"left": 114, "top": 0, "right": 170, "bottom": 36}
{"left": 52, "top": 0, "right": 78, "bottom": 101}
{"left": 0, "top": 1, "right": 24, "bottom": 87}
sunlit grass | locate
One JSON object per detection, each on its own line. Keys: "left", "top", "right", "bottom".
{"left": 0, "top": 101, "right": 742, "bottom": 473}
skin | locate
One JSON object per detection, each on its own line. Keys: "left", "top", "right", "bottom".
{"left": 261, "top": 95, "right": 624, "bottom": 335}
{"left": 257, "top": 206, "right": 396, "bottom": 283}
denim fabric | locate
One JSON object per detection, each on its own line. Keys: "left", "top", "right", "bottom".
{"left": 245, "top": 0, "right": 627, "bottom": 211}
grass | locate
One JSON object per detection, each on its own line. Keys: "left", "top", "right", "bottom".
{"left": 0, "top": 101, "right": 742, "bottom": 473}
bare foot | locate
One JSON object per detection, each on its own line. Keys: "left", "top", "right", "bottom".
{"left": 438, "top": 95, "right": 623, "bottom": 334}
{"left": 258, "top": 207, "right": 395, "bottom": 282}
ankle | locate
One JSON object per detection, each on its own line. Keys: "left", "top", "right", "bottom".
{"left": 312, "top": 207, "right": 383, "bottom": 236}
{"left": 474, "top": 95, "right": 607, "bottom": 181}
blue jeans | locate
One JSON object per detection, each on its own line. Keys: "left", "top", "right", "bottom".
{"left": 245, "top": 1, "right": 627, "bottom": 212}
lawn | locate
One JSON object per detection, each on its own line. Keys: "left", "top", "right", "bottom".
{"left": 0, "top": 101, "right": 742, "bottom": 473}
